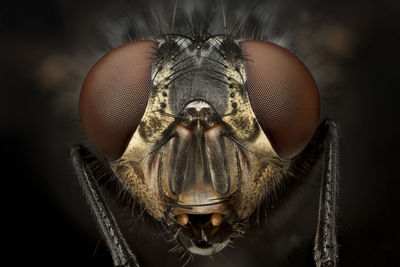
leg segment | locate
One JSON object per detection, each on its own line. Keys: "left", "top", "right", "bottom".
{"left": 314, "top": 120, "right": 340, "bottom": 267}
{"left": 70, "top": 145, "right": 140, "bottom": 267}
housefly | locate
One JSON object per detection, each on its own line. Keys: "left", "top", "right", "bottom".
{"left": 71, "top": 3, "right": 340, "bottom": 266}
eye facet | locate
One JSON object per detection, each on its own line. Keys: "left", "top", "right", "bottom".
{"left": 240, "top": 40, "right": 320, "bottom": 159}
{"left": 79, "top": 40, "right": 158, "bottom": 160}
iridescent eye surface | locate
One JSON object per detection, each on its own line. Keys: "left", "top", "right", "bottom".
{"left": 79, "top": 40, "right": 158, "bottom": 160}
{"left": 240, "top": 40, "right": 320, "bottom": 159}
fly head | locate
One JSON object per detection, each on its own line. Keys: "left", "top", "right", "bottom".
{"left": 79, "top": 34, "right": 320, "bottom": 256}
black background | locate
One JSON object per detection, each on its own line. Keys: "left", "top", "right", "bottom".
{"left": 1, "top": 0, "right": 399, "bottom": 266}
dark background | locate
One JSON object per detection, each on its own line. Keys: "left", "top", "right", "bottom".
{"left": 1, "top": 0, "right": 399, "bottom": 266}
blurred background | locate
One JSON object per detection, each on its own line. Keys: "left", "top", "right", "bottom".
{"left": 1, "top": 0, "right": 399, "bottom": 266}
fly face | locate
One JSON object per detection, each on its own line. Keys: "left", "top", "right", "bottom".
{"left": 79, "top": 34, "right": 320, "bottom": 257}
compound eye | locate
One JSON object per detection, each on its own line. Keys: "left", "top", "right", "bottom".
{"left": 80, "top": 40, "right": 158, "bottom": 160}
{"left": 240, "top": 40, "right": 320, "bottom": 159}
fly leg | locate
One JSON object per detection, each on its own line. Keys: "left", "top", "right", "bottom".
{"left": 70, "top": 145, "right": 140, "bottom": 267}
{"left": 314, "top": 120, "right": 340, "bottom": 267}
